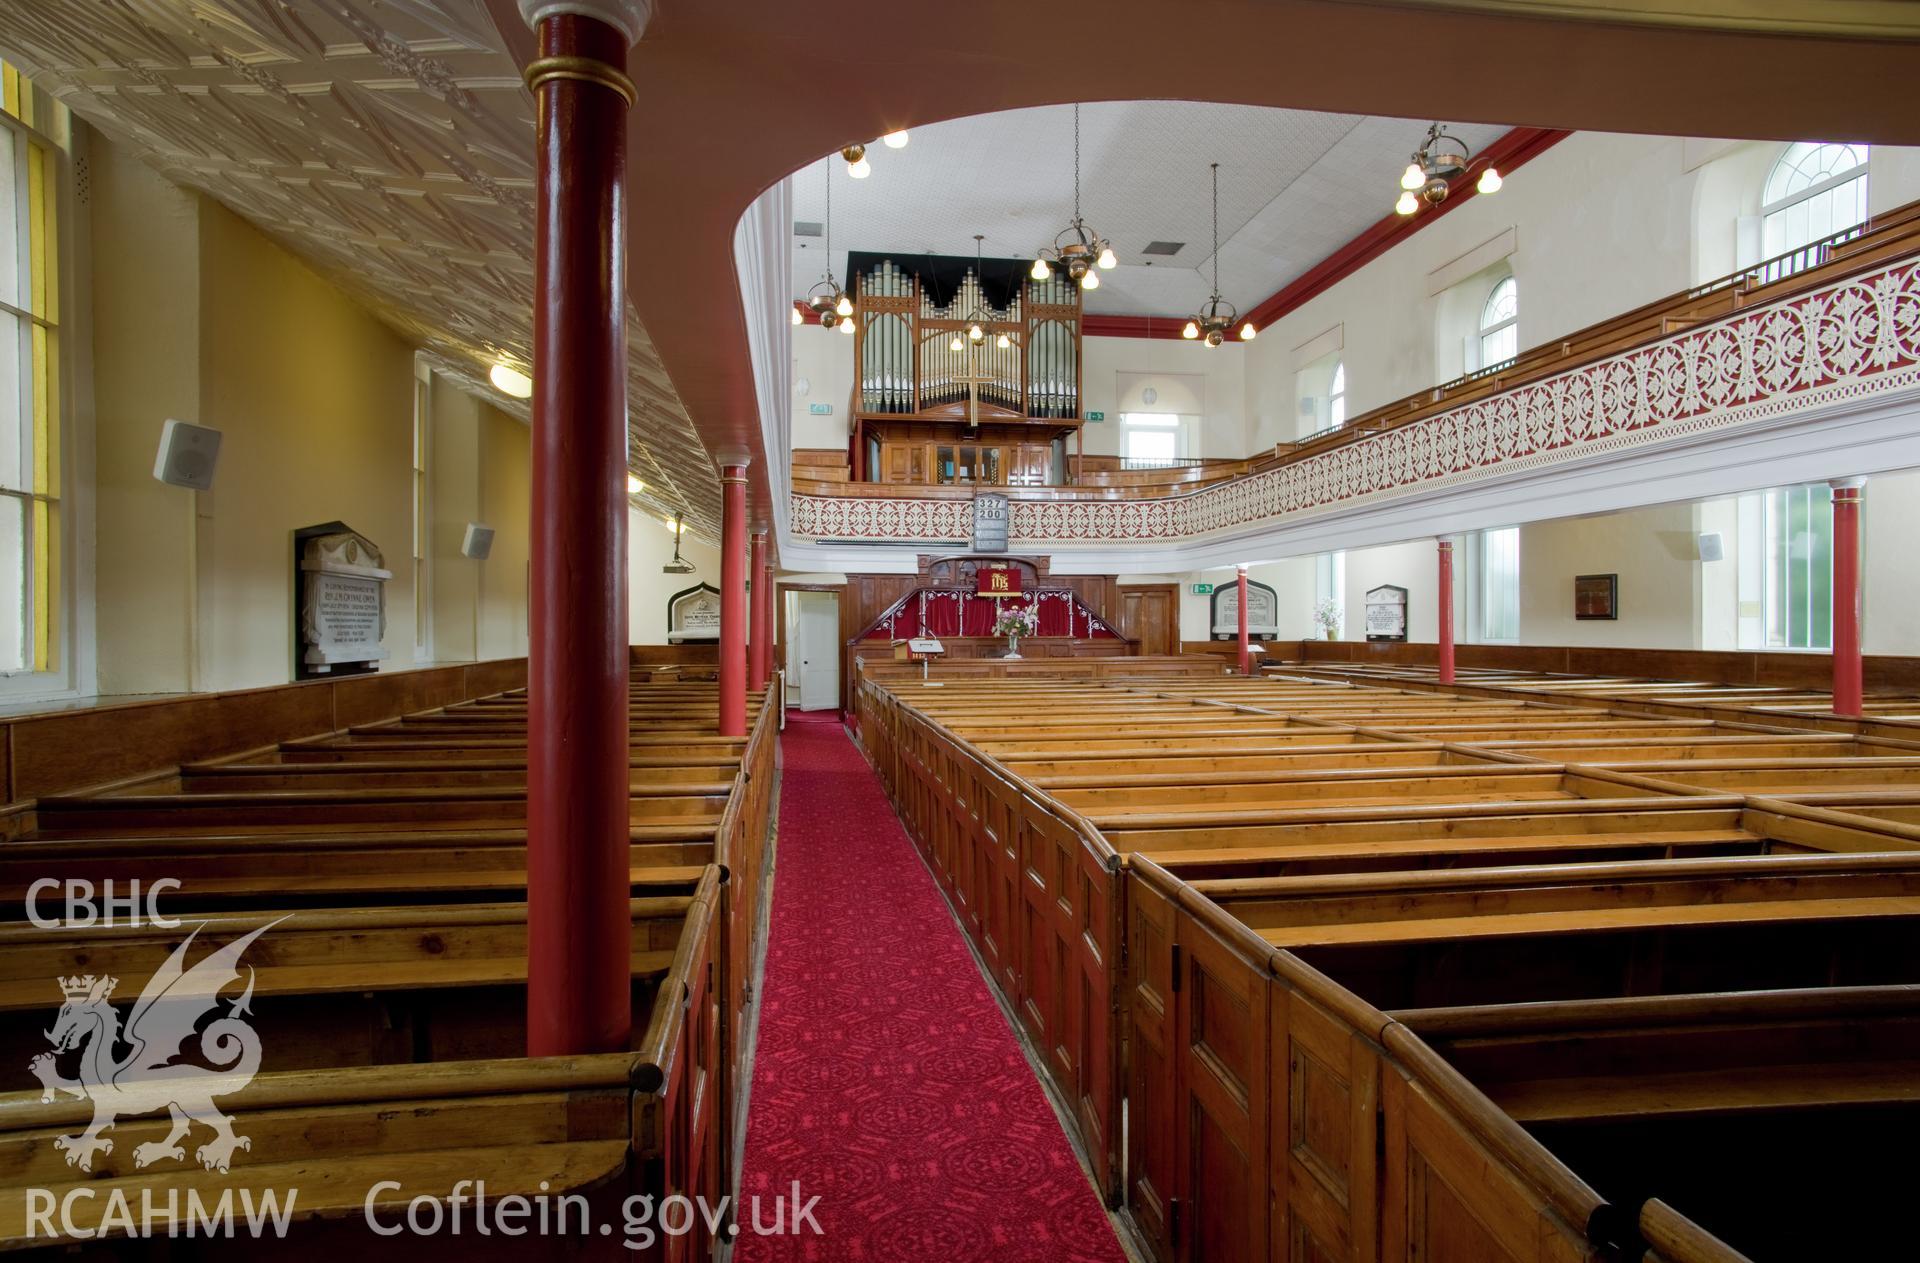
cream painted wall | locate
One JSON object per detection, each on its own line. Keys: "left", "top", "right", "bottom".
{"left": 89, "top": 142, "right": 199, "bottom": 696}
{"left": 1079, "top": 337, "right": 1248, "bottom": 459}
{"left": 431, "top": 380, "right": 532, "bottom": 664}
{"left": 1344, "top": 543, "right": 1439, "bottom": 645}
{"left": 89, "top": 133, "right": 535, "bottom": 693}
{"left": 1246, "top": 134, "right": 1920, "bottom": 452}
{"left": 191, "top": 200, "right": 417, "bottom": 692}
{"left": 1863, "top": 471, "right": 1920, "bottom": 656}
{"left": 628, "top": 510, "right": 722, "bottom": 645}
{"left": 1517, "top": 503, "right": 1706, "bottom": 649}
{"left": 791, "top": 323, "right": 854, "bottom": 451}
{"left": 475, "top": 405, "right": 531, "bottom": 660}
{"left": 430, "top": 375, "right": 481, "bottom": 663}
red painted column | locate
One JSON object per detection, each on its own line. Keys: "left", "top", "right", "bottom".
{"left": 1437, "top": 538, "right": 1456, "bottom": 685}
{"left": 763, "top": 546, "right": 778, "bottom": 689}
{"left": 1236, "top": 565, "right": 1251, "bottom": 675}
{"left": 1832, "top": 479, "right": 1864, "bottom": 718}
{"left": 521, "top": 0, "right": 645, "bottom": 1057}
{"left": 749, "top": 529, "right": 770, "bottom": 692}
{"left": 719, "top": 456, "right": 750, "bottom": 736}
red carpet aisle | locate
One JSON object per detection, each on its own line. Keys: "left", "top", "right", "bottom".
{"left": 734, "top": 712, "right": 1128, "bottom": 1263}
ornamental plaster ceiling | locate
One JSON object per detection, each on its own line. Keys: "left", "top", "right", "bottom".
{"left": 789, "top": 104, "right": 1507, "bottom": 320}
{"left": 0, "top": 0, "right": 721, "bottom": 537}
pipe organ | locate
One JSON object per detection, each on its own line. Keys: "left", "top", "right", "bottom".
{"left": 846, "top": 251, "right": 1086, "bottom": 487}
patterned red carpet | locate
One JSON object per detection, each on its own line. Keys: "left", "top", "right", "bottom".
{"left": 734, "top": 711, "right": 1127, "bottom": 1263}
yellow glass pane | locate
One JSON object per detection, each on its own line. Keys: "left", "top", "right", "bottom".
{"left": 32, "top": 324, "right": 54, "bottom": 495}
{"left": 32, "top": 498, "right": 51, "bottom": 672}
{"left": 28, "top": 141, "right": 53, "bottom": 323}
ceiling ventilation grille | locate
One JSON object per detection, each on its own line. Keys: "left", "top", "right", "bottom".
{"left": 1141, "top": 240, "right": 1185, "bottom": 256}
{"left": 793, "top": 221, "right": 824, "bottom": 237}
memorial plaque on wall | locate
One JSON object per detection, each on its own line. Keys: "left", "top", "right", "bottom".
{"left": 667, "top": 583, "right": 722, "bottom": 642}
{"left": 1210, "top": 579, "right": 1280, "bottom": 640}
{"left": 1365, "top": 584, "right": 1409, "bottom": 641}
{"left": 294, "top": 522, "right": 391, "bottom": 680}
{"left": 972, "top": 492, "right": 1009, "bottom": 552}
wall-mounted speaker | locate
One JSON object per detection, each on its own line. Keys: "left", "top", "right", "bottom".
{"left": 153, "top": 419, "right": 222, "bottom": 490}
{"left": 461, "top": 523, "right": 496, "bottom": 560}
{"left": 1697, "top": 531, "right": 1725, "bottom": 562}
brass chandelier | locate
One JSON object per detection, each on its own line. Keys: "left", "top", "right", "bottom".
{"left": 1395, "top": 122, "right": 1502, "bottom": 216}
{"left": 1032, "top": 104, "right": 1116, "bottom": 290}
{"left": 801, "top": 161, "right": 855, "bottom": 333}
{"left": 1182, "top": 163, "right": 1255, "bottom": 347}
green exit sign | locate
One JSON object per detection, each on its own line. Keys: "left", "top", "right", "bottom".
{"left": 1086, "top": 410, "right": 1105, "bottom": 421}
{"left": 1191, "top": 583, "right": 1214, "bottom": 594}
{"left": 807, "top": 403, "right": 834, "bottom": 415}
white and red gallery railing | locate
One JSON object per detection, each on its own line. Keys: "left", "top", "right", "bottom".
{"left": 792, "top": 219, "right": 1920, "bottom": 548}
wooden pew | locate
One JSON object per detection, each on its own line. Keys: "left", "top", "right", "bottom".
{"left": 0, "top": 867, "right": 728, "bottom": 1258}
{"left": 0, "top": 675, "right": 778, "bottom": 1257}
{"left": 857, "top": 669, "right": 1920, "bottom": 1261}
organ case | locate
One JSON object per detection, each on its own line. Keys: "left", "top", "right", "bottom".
{"left": 846, "top": 252, "right": 1086, "bottom": 487}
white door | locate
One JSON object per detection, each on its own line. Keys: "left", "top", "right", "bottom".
{"left": 795, "top": 591, "right": 840, "bottom": 711}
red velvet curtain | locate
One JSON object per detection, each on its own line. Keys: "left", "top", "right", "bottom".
{"left": 861, "top": 588, "right": 1118, "bottom": 640}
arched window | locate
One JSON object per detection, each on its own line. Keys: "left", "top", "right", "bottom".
{"left": 1328, "top": 361, "right": 1347, "bottom": 428}
{"left": 1479, "top": 277, "right": 1517, "bottom": 368}
{"left": 1762, "top": 143, "right": 1869, "bottom": 261}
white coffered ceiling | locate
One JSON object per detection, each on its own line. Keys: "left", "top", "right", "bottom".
{"left": 789, "top": 102, "right": 1508, "bottom": 319}
{"left": 0, "top": 0, "right": 721, "bottom": 536}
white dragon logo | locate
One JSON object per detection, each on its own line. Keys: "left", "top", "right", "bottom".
{"left": 27, "top": 919, "right": 282, "bottom": 1174}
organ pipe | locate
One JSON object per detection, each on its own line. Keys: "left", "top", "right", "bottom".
{"left": 854, "top": 257, "right": 1079, "bottom": 419}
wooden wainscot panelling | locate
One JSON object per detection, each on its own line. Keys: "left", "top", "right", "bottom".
{"left": 1, "top": 659, "right": 531, "bottom": 804}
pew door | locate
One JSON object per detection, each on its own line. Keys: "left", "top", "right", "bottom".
{"left": 1127, "top": 876, "right": 1180, "bottom": 1261}
{"left": 1171, "top": 918, "right": 1271, "bottom": 1262}
{"left": 1272, "top": 988, "right": 1381, "bottom": 1263}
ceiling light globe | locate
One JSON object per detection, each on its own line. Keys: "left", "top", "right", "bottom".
{"left": 949, "top": 335, "right": 963, "bottom": 352}
{"left": 997, "top": 333, "right": 1011, "bottom": 348}
{"left": 1477, "top": 166, "right": 1503, "bottom": 194}
{"left": 835, "top": 294, "right": 853, "bottom": 317}
{"left": 849, "top": 156, "right": 871, "bottom": 179}
{"left": 1080, "top": 270, "right": 1099, "bottom": 290}
{"left": 1400, "top": 162, "right": 1426, "bottom": 192}
{"left": 1096, "top": 246, "right": 1117, "bottom": 270}
{"left": 1182, "top": 321, "right": 1200, "bottom": 340}
{"left": 1030, "top": 258, "right": 1051, "bottom": 281}
{"left": 839, "top": 317, "right": 855, "bottom": 335}
{"left": 489, "top": 363, "right": 533, "bottom": 398}
{"left": 790, "top": 306, "right": 802, "bottom": 325}
{"left": 882, "top": 129, "right": 909, "bottom": 149}
{"left": 968, "top": 324, "right": 984, "bottom": 342}
{"left": 1240, "top": 322, "right": 1257, "bottom": 341}
{"left": 1394, "top": 191, "right": 1418, "bottom": 216}
{"left": 626, "top": 475, "right": 644, "bottom": 495}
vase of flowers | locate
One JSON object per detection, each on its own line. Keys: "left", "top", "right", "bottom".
{"left": 992, "top": 603, "right": 1039, "bottom": 659}
{"left": 1313, "top": 598, "right": 1343, "bottom": 640}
